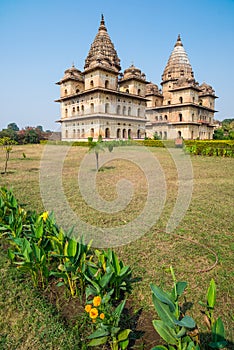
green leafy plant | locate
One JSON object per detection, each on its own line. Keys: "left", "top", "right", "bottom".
{"left": 0, "top": 137, "right": 17, "bottom": 173}
{"left": 150, "top": 266, "right": 199, "bottom": 350}
{"left": 85, "top": 249, "right": 133, "bottom": 302}
{"left": 199, "top": 279, "right": 227, "bottom": 349}
{"left": 85, "top": 296, "right": 131, "bottom": 349}
{"left": 50, "top": 237, "right": 92, "bottom": 298}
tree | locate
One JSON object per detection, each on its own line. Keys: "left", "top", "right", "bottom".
{"left": 7, "top": 122, "right": 19, "bottom": 131}
{"left": 0, "top": 137, "right": 17, "bottom": 174}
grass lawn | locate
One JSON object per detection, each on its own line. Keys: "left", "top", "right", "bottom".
{"left": 0, "top": 144, "right": 233, "bottom": 349}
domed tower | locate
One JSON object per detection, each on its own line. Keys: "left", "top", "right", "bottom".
{"left": 84, "top": 15, "right": 121, "bottom": 90}
{"left": 119, "top": 64, "right": 147, "bottom": 96}
{"left": 162, "top": 34, "right": 194, "bottom": 85}
{"left": 161, "top": 35, "right": 199, "bottom": 105}
{"left": 145, "top": 82, "right": 163, "bottom": 108}
{"left": 56, "top": 64, "right": 84, "bottom": 98}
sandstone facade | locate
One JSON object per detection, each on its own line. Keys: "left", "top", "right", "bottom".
{"left": 56, "top": 16, "right": 217, "bottom": 141}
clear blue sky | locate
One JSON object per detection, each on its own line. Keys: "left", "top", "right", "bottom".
{"left": 1, "top": 0, "right": 234, "bottom": 131}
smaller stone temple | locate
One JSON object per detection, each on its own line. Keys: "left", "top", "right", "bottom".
{"left": 145, "top": 34, "right": 217, "bottom": 140}
{"left": 56, "top": 16, "right": 217, "bottom": 140}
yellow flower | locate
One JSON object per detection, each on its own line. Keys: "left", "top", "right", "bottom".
{"left": 41, "top": 211, "right": 49, "bottom": 222}
{"left": 93, "top": 296, "right": 101, "bottom": 307}
{"left": 89, "top": 308, "right": 98, "bottom": 319}
{"left": 85, "top": 304, "right": 92, "bottom": 313}
{"left": 100, "top": 313, "right": 105, "bottom": 320}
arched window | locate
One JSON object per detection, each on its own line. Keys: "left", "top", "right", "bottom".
{"left": 73, "top": 129, "right": 76, "bottom": 138}
{"left": 179, "top": 113, "right": 182, "bottom": 122}
{"left": 159, "top": 131, "right": 162, "bottom": 139}
{"left": 76, "top": 89, "right": 79, "bottom": 93}
{"left": 90, "top": 103, "right": 94, "bottom": 113}
{"left": 77, "top": 129, "right": 80, "bottom": 138}
{"left": 81, "top": 105, "right": 84, "bottom": 114}
{"left": 122, "top": 129, "right": 127, "bottom": 139}
{"left": 137, "top": 108, "right": 140, "bottom": 117}
{"left": 64, "top": 89, "right": 67, "bottom": 95}
{"left": 155, "top": 116, "right": 158, "bottom": 121}
{"left": 179, "top": 97, "right": 183, "bottom": 103}
{"left": 90, "top": 128, "right": 94, "bottom": 137}
{"left": 128, "top": 107, "right": 131, "bottom": 116}
{"left": 77, "top": 106, "right": 80, "bottom": 112}
{"left": 164, "top": 131, "right": 167, "bottom": 140}
{"left": 128, "top": 129, "right": 131, "bottom": 139}
{"left": 192, "top": 113, "right": 194, "bottom": 122}
{"left": 138, "top": 89, "right": 141, "bottom": 95}
{"left": 65, "top": 108, "right": 68, "bottom": 117}
{"left": 191, "top": 130, "right": 194, "bottom": 139}
{"left": 117, "top": 128, "right": 121, "bottom": 138}
{"left": 159, "top": 115, "right": 162, "bottom": 121}
{"left": 65, "top": 130, "right": 68, "bottom": 138}
{"left": 72, "top": 107, "right": 75, "bottom": 113}
{"left": 178, "top": 130, "right": 182, "bottom": 138}
{"left": 90, "top": 80, "right": 94, "bottom": 88}
{"left": 105, "top": 128, "right": 110, "bottom": 138}
{"left": 126, "top": 89, "right": 129, "bottom": 93}
{"left": 164, "top": 115, "right": 168, "bottom": 121}
{"left": 123, "top": 106, "right": 126, "bottom": 115}
{"left": 137, "top": 129, "right": 141, "bottom": 139}
{"left": 116, "top": 105, "right": 121, "bottom": 114}
{"left": 105, "top": 80, "right": 109, "bottom": 89}
{"left": 81, "top": 129, "right": 85, "bottom": 137}
{"left": 105, "top": 103, "right": 109, "bottom": 113}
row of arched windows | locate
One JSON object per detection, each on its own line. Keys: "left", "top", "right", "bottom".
{"left": 155, "top": 115, "right": 168, "bottom": 121}
{"left": 65, "top": 128, "right": 142, "bottom": 139}
{"left": 65, "top": 104, "right": 142, "bottom": 117}
{"left": 154, "top": 131, "right": 167, "bottom": 140}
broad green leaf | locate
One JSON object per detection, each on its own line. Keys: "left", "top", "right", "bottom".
{"left": 152, "top": 294, "right": 175, "bottom": 328}
{"left": 119, "top": 338, "right": 129, "bottom": 350}
{"left": 152, "top": 320, "right": 177, "bottom": 345}
{"left": 175, "top": 326, "right": 186, "bottom": 338}
{"left": 88, "top": 327, "right": 110, "bottom": 339}
{"left": 7, "top": 248, "right": 15, "bottom": 261}
{"left": 174, "top": 315, "right": 196, "bottom": 329}
{"left": 113, "top": 300, "right": 126, "bottom": 320}
{"left": 88, "top": 336, "right": 108, "bottom": 346}
{"left": 67, "top": 239, "right": 77, "bottom": 257}
{"left": 112, "top": 251, "right": 121, "bottom": 275}
{"left": 35, "top": 220, "right": 43, "bottom": 239}
{"left": 119, "top": 266, "right": 131, "bottom": 277}
{"left": 176, "top": 282, "right": 187, "bottom": 297}
{"left": 150, "top": 283, "right": 175, "bottom": 312}
{"left": 207, "top": 279, "right": 216, "bottom": 308}
{"left": 99, "top": 271, "right": 113, "bottom": 288}
{"left": 117, "top": 329, "right": 131, "bottom": 342}
{"left": 208, "top": 340, "right": 228, "bottom": 349}
{"left": 187, "top": 340, "right": 200, "bottom": 350}
{"left": 84, "top": 274, "right": 101, "bottom": 293}
{"left": 211, "top": 317, "right": 226, "bottom": 342}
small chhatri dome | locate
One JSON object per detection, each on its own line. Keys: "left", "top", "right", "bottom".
{"left": 121, "top": 64, "right": 146, "bottom": 81}
{"left": 57, "top": 64, "right": 83, "bottom": 84}
{"left": 145, "top": 82, "right": 161, "bottom": 95}
{"left": 84, "top": 15, "right": 121, "bottom": 72}
{"left": 162, "top": 34, "right": 194, "bottom": 83}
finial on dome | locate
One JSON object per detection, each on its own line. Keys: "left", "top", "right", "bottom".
{"left": 175, "top": 34, "right": 183, "bottom": 47}
{"left": 99, "top": 14, "right": 107, "bottom": 31}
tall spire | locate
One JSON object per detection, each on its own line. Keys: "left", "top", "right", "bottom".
{"left": 162, "top": 34, "right": 194, "bottom": 82}
{"left": 84, "top": 15, "right": 121, "bottom": 72}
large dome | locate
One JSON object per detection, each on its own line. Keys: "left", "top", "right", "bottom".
{"left": 84, "top": 15, "right": 121, "bottom": 73}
